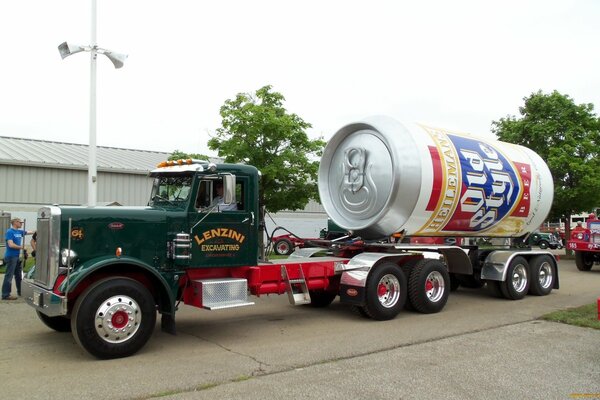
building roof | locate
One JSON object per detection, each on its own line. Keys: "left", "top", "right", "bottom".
{"left": 0, "top": 136, "right": 171, "bottom": 175}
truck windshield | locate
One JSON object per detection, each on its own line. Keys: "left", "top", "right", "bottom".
{"left": 150, "top": 176, "right": 193, "bottom": 206}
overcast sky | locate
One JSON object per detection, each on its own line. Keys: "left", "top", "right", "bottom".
{"left": 1, "top": 0, "right": 599, "bottom": 156}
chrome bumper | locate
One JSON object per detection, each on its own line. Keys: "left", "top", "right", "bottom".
{"left": 22, "top": 279, "right": 68, "bottom": 317}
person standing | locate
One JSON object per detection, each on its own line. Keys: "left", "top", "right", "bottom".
{"left": 2, "top": 218, "right": 32, "bottom": 300}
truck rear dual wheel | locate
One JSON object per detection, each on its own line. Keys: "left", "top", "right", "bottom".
{"left": 575, "top": 251, "right": 594, "bottom": 271}
{"left": 71, "top": 277, "right": 157, "bottom": 359}
{"left": 363, "top": 262, "right": 407, "bottom": 321}
{"left": 407, "top": 259, "right": 450, "bottom": 314}
{"left": 500, "top": 256, "right": 530, "bottom": 300}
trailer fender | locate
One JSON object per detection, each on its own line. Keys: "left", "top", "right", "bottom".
{"left": 339, "top": 252, "right": 413, "bottom": 305}
{"left": 481, "top": 250, "right": 559, "bottom": 289}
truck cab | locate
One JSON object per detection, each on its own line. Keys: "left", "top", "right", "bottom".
{"left": 22, "top": 160, "right": 263, "bottom": 359}
{"left": 149, "top": 160, "right": 260, "bottom": 269}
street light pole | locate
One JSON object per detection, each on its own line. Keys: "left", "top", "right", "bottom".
{"left": 88, "top": 0, "right": 98, "bottom": 207}
{"left": 58, "top": 0, "right": 127, "bottom": 207}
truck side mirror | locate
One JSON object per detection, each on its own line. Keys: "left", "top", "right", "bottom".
{"left": 222, "top": 174, "right": 236, "bottom": 205}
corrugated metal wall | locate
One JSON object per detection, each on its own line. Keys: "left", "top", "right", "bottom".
{"left": 0, "top": 165, "right": 153, "bottom": 206}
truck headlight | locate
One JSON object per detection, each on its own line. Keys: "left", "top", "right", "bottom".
{"left": 60, "top": 249, "right": 78, "bottom": 267}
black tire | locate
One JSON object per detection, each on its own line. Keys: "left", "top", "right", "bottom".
{"left": 500, "top": 256, "right": 530, "bottom": 300}
{"left": 575, "top": 251, "right": 594, "bottom": 271}
{"left": 307, "top": 290, "right": 337, "bottom": 307}
{"left": 71, "top": 277, "right": 157, "bottom": 359}
{"left": 538, "top": 240, "right": 549, "bottom": 249}
{"left": 37, "top": 311, "right": 72, "bottom": 332}
{"left": 363, "top": 262, "right": 407, "bottom": 321}
{"left": 274, "top": 238, "right": 294, "bottom": 255}
{"left": 400, "top": 258, "right": 421, "bottom": 310}
{"left": 485, "top": 280, "right": 504, "bottom": 298}
{"left": 529, "top": 255, "right": 556, "bottom": 296}
{"left": 407, "top": 259, "right": 450, "bottom": 314}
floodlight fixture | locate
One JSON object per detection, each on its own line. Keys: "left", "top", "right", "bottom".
{"left": 58, "top": 42, "right": 127, "bottom": 69}
{"left": 58, "top": 41, "right": 89, "bottom": 60}
{"left": 96, "top": 48, "right": 128, "bottom": 69}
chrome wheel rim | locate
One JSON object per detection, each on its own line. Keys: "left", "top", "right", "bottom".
{"left": 95, "top": 295, "right": 141, "bottom": 344}
{"left": 425, "top": 271, "right": 445, "bottom": 302}
{"left": 377, "top": 274, "right": 400, "bottom": 308}
{"left": 511, "top": 264, "right": 528, "bottom": 293}
{"left": 276, "top": 242, "right": 290, "bottom": 254}
{"left": 538, "top": 262, "right": 553, "bottom": 289}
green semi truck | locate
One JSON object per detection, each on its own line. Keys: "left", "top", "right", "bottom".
{"left": 23, "top": 117, "right": 559, "bottom": 359}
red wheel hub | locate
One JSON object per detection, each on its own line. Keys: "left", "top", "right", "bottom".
{"left": 111, "top": 311, "right": 129, "bottom": 329}
{"left": 425, "top": 280, "right": 434, "bottom": 292}
{"left": 378, "top": 283, "right": 388, "bottom": 297}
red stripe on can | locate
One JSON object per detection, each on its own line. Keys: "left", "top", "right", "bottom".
{"left": 426, "top": 146, "right": 442, "bottom": 211}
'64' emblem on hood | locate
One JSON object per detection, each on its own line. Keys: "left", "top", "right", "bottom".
{"left": 108, "top": 222, "right": 125, "bottom": 230}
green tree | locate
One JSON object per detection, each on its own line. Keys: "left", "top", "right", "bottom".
{"left": 168, "top": 150, "right": 209, "bottom": 161}
{"left": 208, "top": 85, "right": 325, "bottom": 213}
{"left": 492, "top": 90, "right": 600, "bottom": 243}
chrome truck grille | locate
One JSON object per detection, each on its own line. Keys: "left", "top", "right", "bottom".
{"left": 33, "top": 206, "right": 62, "bottom": 289}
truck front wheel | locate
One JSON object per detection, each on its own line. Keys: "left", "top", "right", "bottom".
{"left": 575, "top": 251, "right": 594, "bottom": 271}
{"left": 71, "top": 277, "right": 157, "bottom": 359}
{"left": 407, "top": 259, "right": 450, "bottom": 314}
{"left": 363, "top": 262, "right": 407, "bottom": 321}
{"left": 500, "top": 256, "right": 530, "bottom": 300}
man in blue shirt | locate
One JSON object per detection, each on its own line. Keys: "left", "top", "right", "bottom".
{"left": 3, "top": 218, "right": 32, "bottom": 300}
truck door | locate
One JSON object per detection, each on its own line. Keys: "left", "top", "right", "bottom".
{"left": 189, "top": 176, "right": 257, "bottom": 268}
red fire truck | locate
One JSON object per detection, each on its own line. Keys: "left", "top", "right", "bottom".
{"left": 567, "top": 214, "right": 600, "bottom": 271}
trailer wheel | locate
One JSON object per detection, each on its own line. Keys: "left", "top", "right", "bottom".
{"left": 500, "top": 256, "right": 530, "bottom": 300}
{"left": 400, "top": 258, "right": 420, "bottom": 310}
{"left": 485, "top": 280, "right": 503, "bottom": 298}
{"left": 575, "top": 251, "right": 594, "bottom": 271}
{"left": 408, "top": 259, "right": 450, "bottom": 314}
{"left": 363, "top": 262, "right": 407, "bottom": 321}
{"left": 71, "top": 277, "right": 156, "bottom": 359}
{"left": 37, "top": 311, "right": 72, "bottom": 332}
{"left": 529, "top": 255, "right": 555, "bottom": 296}
{"left": 274, "top": 238, "right": 294, "bottom": 255}
{"left": 307, "top": 290, "right": 337, "bottom": 307}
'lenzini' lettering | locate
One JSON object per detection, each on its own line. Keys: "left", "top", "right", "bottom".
{"left": 194, "top": 228, "right": 246, "bottom": 245}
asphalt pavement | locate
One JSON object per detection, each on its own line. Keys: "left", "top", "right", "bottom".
{"left": 1, "top": 255, "right": 599, "bottom": 400}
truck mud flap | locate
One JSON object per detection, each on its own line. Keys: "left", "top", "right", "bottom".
{"left": 339, "top": 284, "right": 366, "bottom": 306}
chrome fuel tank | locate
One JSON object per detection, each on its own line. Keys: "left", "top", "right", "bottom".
{"left": 318, "top": 116, "right": 553, "bottom": 239}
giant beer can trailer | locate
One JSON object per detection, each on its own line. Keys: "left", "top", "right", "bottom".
{"left": 319, "top": 116, "right": 553, "bottom": 240}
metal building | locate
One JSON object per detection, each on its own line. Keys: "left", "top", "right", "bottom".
{"left": 0, "top": 136, "right": 170, "bottom": 209}
{"left": 0, "top": 135, "right": 329, "bottom": 241}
